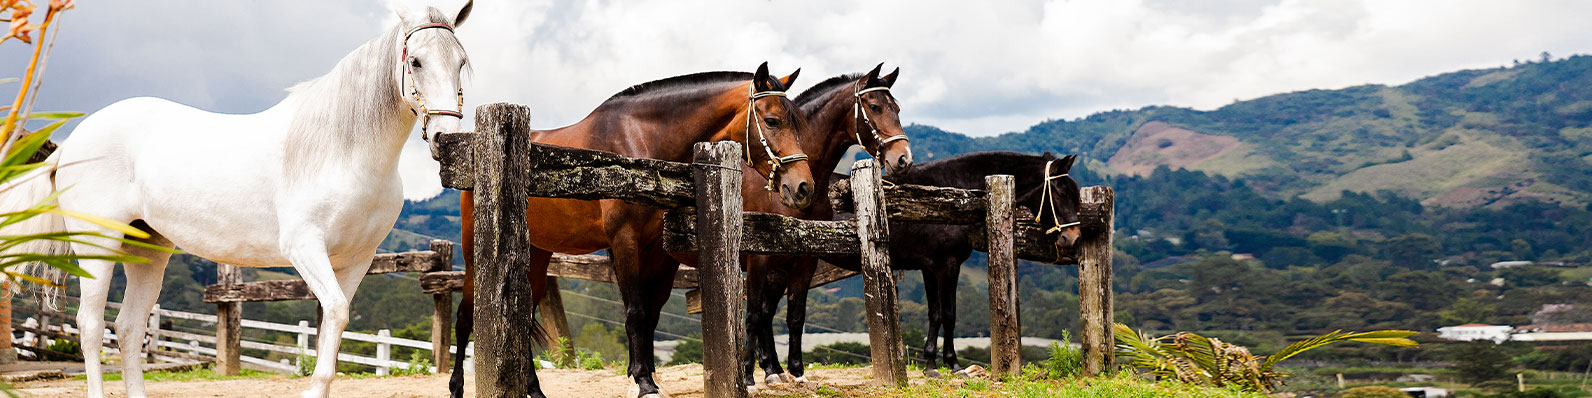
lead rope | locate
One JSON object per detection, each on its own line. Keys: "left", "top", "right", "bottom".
{"left": 1035, "top": 160, "right": 1082, "bottom": 263}
{"left": 401, "top": 23, "right": 465, "bottom": 139}
{"left": 1035, "top": 160, "right": 1082, "bottom": 234}
{"left": 744, "top": 84, "right": 809, "bottom": 192}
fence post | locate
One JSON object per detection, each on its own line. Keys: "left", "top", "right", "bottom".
{"left": 1, "top": 281, "right": 14, "bottom": 364}
{"left": 984, "top": 175, "right": 1021, "bottom": 375}
{"left": 216, "top": 263, "right": 243, "bottom": 376}
{"left": 1078, "top": 186, "right": 1115, "bottom": 376}
{"left": 852, "top": 159, "right": 906, "bottom": 386}
{"left": 147, "top": 304, "right": 161, "bottom": 363}
{"left": 297, "top": 320, "right": 311, "bottom": 371}
{"left": 188, "top": 340, "right": 201, "bottom": 358}
{"left": 428, "top": 240, "right": 454, "bottom": 373}
{"left": 538, "top": 277, "right": 575, "bottom": 367}
{"left": 377, "top": 329, "right": 392, "bottom": 376}
{"left": 693, "top": 141, "right": 747, "bottom": 398}
{"left": 471, "top": 103, "right": 537, "bottom": 398}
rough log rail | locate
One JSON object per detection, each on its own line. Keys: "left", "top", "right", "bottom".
{"left": 202, "top": 241, "right": 454, "bottom": 303}
{"left": 662, "top": 208, "right": 860, "bottom": 255}
{"left": 418, "top": 254, "right": 701, "bottom": 294}
{"left": 438, "top": 133, "right": 695, "bottom": 209}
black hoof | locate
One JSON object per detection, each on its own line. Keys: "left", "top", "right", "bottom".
{"left": 923, "top": 368, "right": 942, "bottom": 378}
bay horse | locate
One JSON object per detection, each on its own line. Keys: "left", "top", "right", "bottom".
{"left": 730, "top": 64, "right": 913, "bottom": 387}
{"left": 779, "top": 151, "right": 1083, "bottom": 379}
{"left": 0, "top": 3, "right": 475, "bottom": 398}
{"left": 450, "top": 63, "right": 816, "bottom": 398}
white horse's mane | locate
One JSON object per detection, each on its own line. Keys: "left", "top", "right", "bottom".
{"left": 281, "top": 7, "right": 467, "bottom": 180}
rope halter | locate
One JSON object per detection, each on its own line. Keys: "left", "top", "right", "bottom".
{"left": 1035, "top": 159, "right": 1082, "bottom": 234}
{"left": 400, "top": 22, "right": 465, "bottom": 141}
{"left": 852, "top": 84, "right": 909, "bottom": 160}
{"left": 744, "top": 83, "right": 810, "bottom": 192}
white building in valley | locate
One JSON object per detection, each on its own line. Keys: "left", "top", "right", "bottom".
{"left": 1435, "top": 324, "right": 1513, "bottom": 343}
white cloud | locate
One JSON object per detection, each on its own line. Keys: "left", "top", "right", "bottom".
{"left": 5, "top": 0, "right": 1591, "bottom": 200}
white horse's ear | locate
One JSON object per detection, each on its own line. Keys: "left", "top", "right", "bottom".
{"left": 387, "top": 0, "right": 416, "bottom": 22}
{"left": 454, "top": 0, "right": 473, "bottom": 27}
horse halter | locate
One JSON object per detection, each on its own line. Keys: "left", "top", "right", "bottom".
{"left": 853, "top": 84, "right": 909, "bottom": 159}
{"left": 744, "top": 84, "right": 810, "bottom": 192}
{"left": 1034, "top": 159, "right": 1081, "bottom": 234}
{"left": 400, "top": 23, "right": 465, "bottom": 140}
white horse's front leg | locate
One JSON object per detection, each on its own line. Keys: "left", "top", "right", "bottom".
{"left": 284, "top": 236, "right": 371, "bottom": 398}
{"left": 75, "top": 258, "right": 117, "bottom": 398}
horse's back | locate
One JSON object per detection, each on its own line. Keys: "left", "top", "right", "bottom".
{"left": 56, "top": 97, "right": 297, "bottom": 266}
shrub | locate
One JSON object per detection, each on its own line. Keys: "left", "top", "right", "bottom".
{"left": 1041, "top": 331, "right": 1082, "bottom": 379}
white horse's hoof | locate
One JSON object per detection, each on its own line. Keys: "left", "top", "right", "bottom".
{"left": 765, "top": 374, "right": 784, "bottom": 385}
{"left": 793, "top": 375, "right": 809, "bottom": 384}
{"left": 745, "top": 385, "right": 758, "bottom": 394}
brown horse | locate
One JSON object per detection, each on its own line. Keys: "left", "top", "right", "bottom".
{"left": 726, "top": 64, "right": 913, "bottom": 387}
{"left": 449, "top": 63, "right": 816, "bottom": 398}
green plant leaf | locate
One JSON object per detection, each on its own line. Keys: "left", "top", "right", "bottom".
{"left": 24, "top": 112, "right": 84, "bottom": 120}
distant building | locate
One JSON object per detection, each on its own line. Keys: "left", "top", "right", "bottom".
{"left": 1511, "top": 323, "right": 1592, "bottom": 342}
{"left": 1489, "top": 260, "right": 1533, "bottom": 269}
{"left": 1436, "top": 324, "right": 1512, "bottom": 343}
{"left": 1399, "top": 387, "right": 1449, "bottom": 398}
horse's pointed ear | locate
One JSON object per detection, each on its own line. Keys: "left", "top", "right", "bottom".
{"left": 1060, "top": 154, "right": 1078, "bottom": 171}
{"left": 1042, "top": 151, "right": 1056, "bottom": 160}
{"left": 454, "top": 0, "right": 474, "bottom": 27}
{"left": 882, "top": 67, "right": 900, "bottom": 88}
{"left": 864, "top": 63, "right": 884, "bottom": 86}
{"left": 779, "top": 68, "right": 801, "bottom": 89}
{"left": 754, "top": 62, "right": 772, "bottom": 91}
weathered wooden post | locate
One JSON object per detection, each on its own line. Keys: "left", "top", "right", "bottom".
{"left": 984, "top": 175, "right": 1021, "bottom": 375}
{"left": 472, "top": 103, "right": 538, "bottom": 398}
{"left": 1078, "top": 186, "right": 1115, "bottom": 376}
{"left": 428, "top": 240, "right": 454, "bottom": 372}
{"left": 852, "top": 159, "right": 906, "bottom": 386}
{"left": 0, "top": 281, "right": 15, "bottom": 364}
{"left": 215, "top": 263, "right": 242, "bottom": 376}
{"left": 694, "top": 141, "right": 748, "bottom": 398}
{"left": 537, "top": 276, "right": 575, "bottom": 367}
{"left": 147, "top": 304, "right": 161, "bottom": 363}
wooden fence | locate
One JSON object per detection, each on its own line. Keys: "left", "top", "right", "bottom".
{"left": 9, "top": 295, "right": 460, "bottom": 375}
{"left": 198, "top": 240, "right": 456, "bottom": 375}
{"left": 431, "top": 103, "right": 1115, "bottom": 398}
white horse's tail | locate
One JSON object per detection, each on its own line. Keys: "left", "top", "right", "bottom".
{"left": 0, "top": 152, "right": 70, "bottom": 309}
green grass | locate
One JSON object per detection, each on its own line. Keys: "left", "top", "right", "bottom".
{"left": 872, "top": 373, "right": 1266, "bottom": 398}
{"left": 83, "top": 368, "right": 278, "bottom": 383}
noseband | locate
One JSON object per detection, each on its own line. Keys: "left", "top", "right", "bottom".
{"left": 1035, "top": 159, "right": 1081, "bottom": 234}
{"left": 853, "top": 84, "right": 909, "bottom": 159}
{"left": 401, "top": 23, "right": 465, "bottom": 139}
{"left": 744, "top": 84, "right": 810, "bottom": 192}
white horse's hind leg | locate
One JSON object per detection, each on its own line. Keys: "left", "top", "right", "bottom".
{"left": 287, "top": 238, "right": 372, "bottom": 398}
{"left": 75, "top": 257, "right": 116, "bottom": 398}
{"left": 113, "top": 235, "right": 175, "bottom": 398}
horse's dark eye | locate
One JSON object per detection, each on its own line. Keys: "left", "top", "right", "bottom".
{"left": 765, "top": 118, "right": 781, "bottom": 128}
{"left": 869, "top": 104, "right": 882, "bottom": 112}
{"left": 410, "top": 58, "right": 422, "bottom": 68}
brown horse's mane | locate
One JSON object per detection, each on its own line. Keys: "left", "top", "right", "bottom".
{"left": 794, "top": 73, "right": 862, "bottom": 110}
{"left": 603, "top": 70, "right": 792, "bottom": 104}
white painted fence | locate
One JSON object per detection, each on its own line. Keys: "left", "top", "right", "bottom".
{"left": 11, "top": 298, "right": 472, "bottom": 375}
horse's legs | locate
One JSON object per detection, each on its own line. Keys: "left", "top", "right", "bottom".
{"left": 934, "top": 261, "right": 964, "bottom": 373}
{"left": 920, "top": 267, "right": 945, "bottom": 377}
{"left": 75, "top": 256, "right": 117, "bottom": 398}
{"left": 783, "top": 258, "right": 816, "bottom": 382}
{"left": 289, "top": 239, "right": 370, "bottom": 398}
{"left": 525, "top": 247, "right": 552, "bottom": 398}
{"left": 111, "top": 232, "right": 175, "bottom": 398}
{"left": 610, "top": 225, "right": 676, "bottom": 398}
{"left": 742, "top": 255, "right": 787, "bottom": 388}
{"left": 449, "top": 191, "right": 475, "bottom": 398}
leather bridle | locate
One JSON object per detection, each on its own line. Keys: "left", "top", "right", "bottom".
{"left": 400, "top": 23, "right": 464, "bottom": 139}
{"left": 744, "top": 84, "right": 810, "bottom": 192}
{"left": 852, "top": 84, "right": 909, "bottom": 160}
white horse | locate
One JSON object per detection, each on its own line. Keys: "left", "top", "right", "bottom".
{"left": 0, "top": 2, "right": 473, "bottom": 397}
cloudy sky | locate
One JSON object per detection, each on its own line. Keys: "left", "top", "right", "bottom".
{"left": 3, "top": 0, "right": 1589, "bottom": 199}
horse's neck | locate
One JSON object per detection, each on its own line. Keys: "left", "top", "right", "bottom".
{"left": 804, "top": 86, "right": 861, "bottom": 185}
{"left": 281, "top": 26, "right": 413, "bottom": 182}
{"left": 655, "top": 87, "right": 750, "bottom": 162}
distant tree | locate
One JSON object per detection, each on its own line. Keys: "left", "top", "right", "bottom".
{"left": 1381, "top": 233, "right": 1441, "bottom": 269}
{"left": 1510, "top": 239, "right": 1535, "bottom": 260}
{"left": 1439, "top": 298, "right": 1495, "bottom": 326}
{"left": 1453, "top": 341, "right": 1511, "bottom": 385}
{"left": 1498, "top": 266, "right": 1562, "bottom": 288}
{"left": 1540, "top": 51, "right": 1552, "bottom": 63}
{"left": 665, "top": 334, "right": 702, "bottom": 366}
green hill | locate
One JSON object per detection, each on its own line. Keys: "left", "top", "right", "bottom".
{"left": 909, "top": 54, "right": 1592, "bottom": 208}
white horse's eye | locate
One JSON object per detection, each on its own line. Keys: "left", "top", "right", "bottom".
{"left": 410, "top": 58, "right": 422, "bottom": 69}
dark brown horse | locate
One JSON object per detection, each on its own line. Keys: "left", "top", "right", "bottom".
{"left": 450, "top": 63, "right": 816, "bottom": 398}
{"left": 774, "top": 151, "right": 1083, "bottom": 380}
{"left": 729, "top": 65, "right": 912, "bottom": 387}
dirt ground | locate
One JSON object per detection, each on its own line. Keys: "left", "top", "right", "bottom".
{"left": 12, "top": 364, "right": 911, "bottom": 398}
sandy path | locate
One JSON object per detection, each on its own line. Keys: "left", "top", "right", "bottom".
{"left": 13, "top": 364, "right": 900, "bottom": 397}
